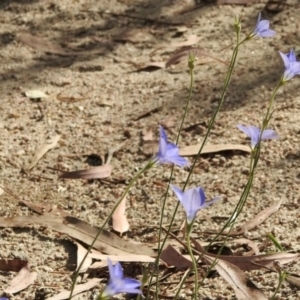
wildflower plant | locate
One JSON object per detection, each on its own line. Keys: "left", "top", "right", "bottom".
{"left": 98, "top": 258, "right": 142, "bottom": 299}
{"left": 237, "top": 125, "right": 278, "bottom": 149}
{"left": 154, "top": 125, "right": 189, "bottom": 167}
{"left": 279, "top": 49, "right": 300, "bottom": 82}
{"left": 67, "top": 12, "right": 300, "bottom": 300}
{"left": 171, "top": 185, "right": 220, "bottom": 296}
{"left": 251, "top": 12, "right": 276, "bottom": 38}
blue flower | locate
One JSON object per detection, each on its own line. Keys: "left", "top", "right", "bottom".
{"left": 171, "top": 185, "right": 219, "bottom": 224}
{"left": 237, "top": 125, "right": 278, "bottom": 149}
{"left": 101, "top": 258, "right": 142, "bottom": 298}
{"left": 279, "top": 49, "right": 300, "bottom": 82}
{"left": 252, "top": 13, "right": 275, "bottom": 38}
{"left": 154, "top": 126, "right": 189, "bottom": 168}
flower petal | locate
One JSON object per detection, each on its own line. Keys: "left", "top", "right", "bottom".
{"left": 155, "top": 126, "right": 189, "bottom": 168}
{"left": 279, "top": 51, "right": 290, "bottom": 69}
{"left": 118, "top": 278, "right": 142, "bottom": 294}
{"left": 261, "top": 129, "right": 278, "bottom": 140}
{"left": 186, "top": 189, "right": 202, "bottom": 223}
{"left": 170, "top": 185, "right": 184, "bottom": 203}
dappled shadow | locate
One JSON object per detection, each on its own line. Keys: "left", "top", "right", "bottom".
{"left": 0, "top": 0, "right": 295, "bottom": 114}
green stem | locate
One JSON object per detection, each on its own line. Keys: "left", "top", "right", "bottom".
{"left": 68, "top": 160, "right": 155, "bottom": 299}
{"left": 173, "top": 31, "right": 246, "bottom": 298}
{"left": 147, "top": 52, "right": 196, "bottom": 300}
{"left": 270, "top": 272, "right": 287, "bottom": 300}
{"left": 186, "top": 223, "right": 198, "bottom": 299}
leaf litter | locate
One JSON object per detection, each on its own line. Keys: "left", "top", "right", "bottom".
{"left": 4, "top": 1, "right": 298, "bottom": 298}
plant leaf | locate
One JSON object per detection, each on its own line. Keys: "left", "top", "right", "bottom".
{"left": 204, "top": 255, "right": 268, "bottom": 300}
{"left": 59, "top": 164, "right": 112, "bottom": 179}
{"left": 4, "top": 264, "right": 37, "bottom": 294}
{"left": 24, "top": 135, "right": 61, "bottom": 171}
{"left": 179, "top": 143, "right": 251, "bottom": 156}
{"left": 231, "top": 200, "right": 283, "bottom": 236}
{"left": 112, "top": 196, "right": 130, "bottom": 234}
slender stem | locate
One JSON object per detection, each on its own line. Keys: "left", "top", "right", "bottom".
{"left": 270, "top": 272, "right": 287, "bottom": 300}
{"left": 186, "top": 38, "right": 244, "bottom": 186}
{"left": 68, "top": 160, "right": 155, "bottom": 299}
{"left": 147, "top": 53, "right": 196, "bottom": 300}
{"left": 186, "top": 224, "right": 198, "bottom": 299}
{"left": 172, "top": 32, "right": 246, "bottom": 297}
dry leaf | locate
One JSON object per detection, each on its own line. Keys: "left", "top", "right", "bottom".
{"left": 59, "top": 164, "right": 112, "bottom": 179}
{"left": 169, "top": 35, "right": 201, "bottom": 49}
{"left": 142, "top": 127, "right": 154, "bottom": 141}
{"left": 0, "top": 215, "right": 156, "bottom": 256}
{"left": 112, "top": 196, "right": 129, "bottom": 234}
{"left": 4, "top": 264, "right": 37, "bottom": 294}
{"left": 166, "top": 46, "right": 227, "bottom": 68}
{"left": 24, "top": 135, "right": 61, "bottom": 171}
{"left": 0, "top": 185, "right": 4, "bottom": 197}
{"left": 88, "top": 252, "right": 155, "bottom": 263}
{"left": 286, "top": 274, "right": 300, "bottom": 288}
{"left": 0, "top": 259, "right": 28, "bottom": 272}
{"left": 232, "top": 238, "right": 260, "bottom": 256}
{"left": 133, "top": 106, "right": 162, "bottom": 121}
{"left": 160, "top": 117, "right": 175, "bottom": 129}
{"left": 46, "top": 278, "right": 102, "bottom": 300}
{"left": 179, "top": 143, "right": 251, "bottom": 156}
{"left": 56, "top": 93, "right": 86, "bottom": 103}
{"left": 230, "top": 200, "right": 283, "bottom": 236}
{"left": 88, "top": 261, "right": 108, "bottom": 270}
{"left": 135, "top": 62, "right": 166, "bottom": 72}
{"left": 204, "top": 255, "right": 268, "bottom": 300}
{"left": 192, "top": 238, "right": 298, "bottom": 272}
{"left": 160, "top": 244, "right": 192, "bottom": 269}
{"left": 25, "top": 90, "right": 48, "bottom": 99}
{"left": 76, "top": 242, "right": 93, "bottom": 273}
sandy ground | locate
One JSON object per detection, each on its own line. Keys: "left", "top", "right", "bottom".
{"left": 1, "top": 0, "right": 300, "bottom": 299}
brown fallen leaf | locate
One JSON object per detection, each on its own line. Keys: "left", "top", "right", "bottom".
{"left": 56, "top": 93, "right": 86, "bottom": 103}
{"left": 59, "top": 164, "right": 112, "bottom": 179}
{"left": 24, "top": 90, "right": 49, "bottom": 99}
{"left": 133, "top": 106, "right": 162, "bottom": 121}
{"left": 76, "top": 242, "right": 93, "bottom": 273}
{"left": 160, "top": 244, "right": 193, "bottom": 269}
{"left": 135, "top": 62, "right": 166, "bottom": 72}
{"left": 142, "top": 127, "right": 154, "bottom": 141}
{"left": 160, "top": 117, "right": 175, "bottom": 129}
{"left": 4, "top": 264, "right": 37, "bottom": 294}
{"left": 217, "top": 0, "right": 259, "bottom": 4}
{"left": 192, "top": 238, "right": 298, "bottom": 272}
{"left": 169, "top": 35, "right": 201, "bottom": 49}
{"left": 0, "top": 259, "right": 28, "bottom": 272}
{"left": 46, "top": 278, "right": 102, "bottom": 300}
{"left": 112, "top": 196, "right": 130, "bottom": 235}
{"left": 88, "top": 252, "right": 155, "bottom": 263}
{"left": 230, "top": 200, "right": 283, "bottom": 236}
{"left": 166, "top": 47, "right": 227, "bottom": 68}
{"left": 232, "top": 238, "right": 260, "bottom": 256}
{"left": 0, "top": 185, "right": 4, "bottom": 197}
{"left": 0, "top": 215, "right": 156, "bottom": 256}
{"left": 204, "top": 255, "right": 268, "bottom": 300}
{"left": 286, "top": 274, "right": 300, "bottom": 288}
{"left": 24, "top": 135, "right": 61, "bottom": 171}
{"left": 179, "top": 143, "right": 251, "bottom": 156}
